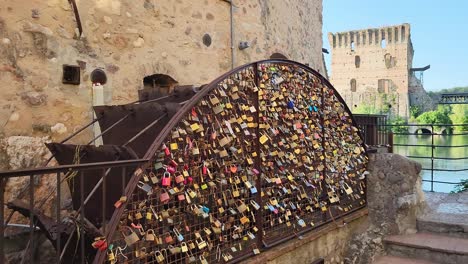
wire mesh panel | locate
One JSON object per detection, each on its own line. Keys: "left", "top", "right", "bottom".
{"left": 99, "top": 60, "right": 368, "bottom": 264}
{"left": 107, "top": 66, "right": 260, "bottom": 263}
{"left": 256, "top": 62, "right": 367, "bottom": 245}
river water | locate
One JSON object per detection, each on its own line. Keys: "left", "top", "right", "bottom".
{"left": 393, "top": 134, "right": 468, "bottom": 193}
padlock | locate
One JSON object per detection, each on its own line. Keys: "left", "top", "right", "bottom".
{"left": 160, "top": 189, "right": 170, "bottom": 203}
{"left": 178, "top": 193, "right": 185, "bottom": 201}
{"left": 162, "top": 172, "right": 172, "bottom": 187}
{"left": 240, "top": 215, "right": 250, "bottom": 225}
{"left": 181, "top": 242, "right": 189, "bottom": 252}
{"left": 164, "top": 232, "right": 174, "bottom": 244}
{"left": 114, "top": 196, "right": 127, "bottom": 208}
{"left": 145, "top": 229, "right": 155, "bottom": 241}
{"left": 250, "top": 186, "right": 258, "bottom": 194}
{"left": 250, "top": 200, "right": 260, "bottom": 210}
{"left": 155, "top": 250, "right": 165, "bottom": 263}
{"left": 168, "top": 245, "right": 182, "bottom": 254}
{"left": 196, "top": 237, "right": 207, "bottom": 249}
{"left": 200, "top": 256, "right": 208, "bottom": 264}
{"left": 137, "top": 181, "right": 153, "bottom": 195}
{"left": 122, "top": 226, "right": 139, "bottom": 246}
{"left": 107, "top": 250, "right": 115, "bottom": 261}
{"left": 175, "top": 172, "right": 185, "bottom": 184}
{"left": 174, "top": 228, "right": 184, "bottom": 242}
{"left": 236, "top": 201, "right": 247, "bottom": 213}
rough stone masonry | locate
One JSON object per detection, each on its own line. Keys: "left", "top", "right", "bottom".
{"left": 328, "top": 24, "right": 435, "bottom": 118}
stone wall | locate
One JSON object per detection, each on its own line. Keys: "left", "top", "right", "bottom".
{"left": 0, "top": 0, "right": 324, "bottom": 166}
{"left": 344, "top": 153, "right": 426, "bottom": 264}
{"left": 328, "top": 24, "right": 412, "bottom": 117}
{"left": 409, "top": 74, "right": 436, "bottom": 113}
{"left": 0, "top": 0, "right": 324, "bottom": 241}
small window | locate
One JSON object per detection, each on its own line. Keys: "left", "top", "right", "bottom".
{"left": 350, "top": 79, "right": 357, "bottom": 92}
{"left": 378, "top": 79, "right": 390, "bottom": 93}
{"left": 62, "top": 65, "right": 80, "bottom": 85}
{"left": 351, "top": 41, "right": 355, "bottom": 51}
{"left": 355, "top": 55, "right": 361, "bottom": 68}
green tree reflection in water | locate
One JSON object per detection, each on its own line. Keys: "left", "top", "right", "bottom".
{"left": 393, "top": 133, "right": 468, "bottom": 193}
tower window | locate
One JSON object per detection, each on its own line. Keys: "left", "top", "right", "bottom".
{"left": 350, "top": 79, "right": 357, "bottom": 92}
{"left": 351, "top": 41, "right": 355, "bottom": 51}
{"left": 355, "top": 55, "right": 361, "bottom": 68}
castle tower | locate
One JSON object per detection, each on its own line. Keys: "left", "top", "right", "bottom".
{"left": 328, "top": 24, "right": 413, "bottom": 118}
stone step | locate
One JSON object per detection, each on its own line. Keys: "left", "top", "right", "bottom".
{"left": 373, "top": 255, "right": 437, "bottom": 264}
{"left": 417, "top": 218, "right": 468, "bottom": 238}
{"left": 384, "top": 233, "right": 468, "bottom": 264}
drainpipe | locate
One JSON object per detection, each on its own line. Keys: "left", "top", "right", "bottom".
{"left": 68, "top": 0, "right": 83, "bottom": 37}
{"left": 222, "top": 0, "right": 235, "bottom": 69}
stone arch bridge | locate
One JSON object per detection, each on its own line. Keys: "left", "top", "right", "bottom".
{"left": 408, "top": 125, "right": 449, "bottom": 135}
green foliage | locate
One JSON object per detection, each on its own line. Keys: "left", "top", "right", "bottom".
{"left": 352, "top": 104, "right": 379, "bottom": 114}
{"left": 451, "top": 179, "right": 468, "bottom": 193}
{"left": 416, "top": 109, "right": 452, "bottom": 132}
{"left": 449, "top": 104, "right": 468, "bottom": 132}
{"left": 410, "top": 105, "right": 422, "bottom": 118}
{"left": 389, "top": 116, "right": 408, "bottom": 133}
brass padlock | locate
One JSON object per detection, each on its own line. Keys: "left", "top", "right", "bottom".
{"left": 155, "top": 250, "right": 165, "bottom": 263}
{"left": 122, "top": 226, "right": 139, "bottom": 246}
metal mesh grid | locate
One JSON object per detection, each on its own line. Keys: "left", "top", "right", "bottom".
{"left": 104, "top": 61, "right": 368, "bottom": 263}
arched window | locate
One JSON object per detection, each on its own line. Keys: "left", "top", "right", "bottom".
{"left": 350, "top": 79, "right": 357, "bottom": 92}
{"left": 351, "top": 41, "right": 355, "bottom": 51}
{"left": 140, "top": 74, "right": 179, "bottom": 101}
{"left": 270, "top": 53, "right": 288, "bottom": 59}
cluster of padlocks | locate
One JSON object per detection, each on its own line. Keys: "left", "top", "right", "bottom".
{"left": 106, "top": 61, "right": 368, "bottom": 263}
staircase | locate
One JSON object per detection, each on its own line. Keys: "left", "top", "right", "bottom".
{"left": 374, "top": 192, "right": 468, "bottom": 264}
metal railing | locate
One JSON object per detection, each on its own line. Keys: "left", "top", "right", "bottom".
{"left": 390, "top": 124, "right": 468, "bottom": 192}
{"left": 353, "top": 114, "right": 392, "bottom": 152}
{"left": 353, "top": 120, "right": 468, "bottom": 192}
{"left": 0, "top": 159, "right": 148, "bottom": 263}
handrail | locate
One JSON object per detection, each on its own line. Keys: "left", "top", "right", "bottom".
{"left": 0, "top": 159, "right": 149, "bottom": 178}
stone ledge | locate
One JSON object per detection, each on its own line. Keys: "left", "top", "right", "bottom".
{"left": 245, "top": 207, "right": 369, "bottom": 263}
{"left": 384, "top": 233, "right": 468, "bottom": 255}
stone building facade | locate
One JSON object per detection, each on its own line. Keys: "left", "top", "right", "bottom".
{"left": 0, "top": 0, "right": 325, "bottom": 170}
{"left": 328, "top": 23, "right": 433, "bottom": 118}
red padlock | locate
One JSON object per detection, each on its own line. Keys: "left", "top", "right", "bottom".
{"left": 163, "top": 144, "right": 170, "bottom": 156}
{"left": 202, "top": 165, "right": 207, "bottom": 175}
{"left": 160, "top": 189, "right": 170, "bottom": 203}
{"left": 164, "top": 232, "right": 174, "bottom": 244}
{"left": 162, "top": 172, "right": 171, "bottom": 187}
{"left": 166, "top": 166, "right": 176, "bottom": 174}
{"left": 169, "top": 159, "right": 178, "bottom": 167}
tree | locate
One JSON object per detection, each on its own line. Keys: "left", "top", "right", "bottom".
{"left": 389, "top": 116, "right": 408, "bottom": 133}
{"left": 449, "top": 104, "right": 468, "bottom": 132}
{"left": 416, "top": 109, "right": 452, "bottom": 132}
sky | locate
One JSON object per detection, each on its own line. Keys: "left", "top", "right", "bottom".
{"left": 322, "top": 0, "right": 468, "bottom": 91}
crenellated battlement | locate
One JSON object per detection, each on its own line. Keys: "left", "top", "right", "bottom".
{"left": 328, "top": 23, "right": 411, "bottom": 49}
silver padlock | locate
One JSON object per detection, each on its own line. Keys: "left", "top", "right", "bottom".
{"left": 137, "top": 181, "right": 153, "bottom": 195}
